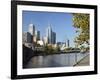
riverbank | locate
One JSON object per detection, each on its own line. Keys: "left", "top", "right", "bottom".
{"left": 32, "top": 50, "right": 83, "bottom": 56}
{"left": 23, "top": 45, "right": 89, "bottom": 68}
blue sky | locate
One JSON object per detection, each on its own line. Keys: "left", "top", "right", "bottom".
{"left": 22, "top": 11, "right": 77, "bottom": 47}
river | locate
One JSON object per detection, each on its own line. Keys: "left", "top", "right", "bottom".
{"left": 24, "top": 52, "right": 89, "bottom": 68}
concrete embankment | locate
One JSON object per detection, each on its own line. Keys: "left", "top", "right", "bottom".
{"left": 23, "top": 45, "right": 34, "bottom": 68}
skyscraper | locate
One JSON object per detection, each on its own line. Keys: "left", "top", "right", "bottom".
{"left": 65, "top": 39, "right": 70, "bottom": 48}
{"left": 46, "top": 24, "right": 56, "bottom": 44}
{"left": 37, "top": 31, "right": 40, "bottom": 40}
{"left": 46, "top": 24, "right": 52, "bottom": 44}
{"left": 34, "top": 30, "right": 40, "bottom": 42}
{"left": 22, "top": 32, "right": 32, "bottom": 43}
{"left": 67, "top": 39, "right": 70, "bottom": 48}
{"left": 52, "top": 32, "right": 56, "bottom": 44}
{"left": 28, "top": 24, "right": 35, "bottom": 36}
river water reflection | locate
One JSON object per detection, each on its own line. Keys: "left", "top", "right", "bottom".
{"left": 25, "top": 52, "right": 89, "bottom": 68}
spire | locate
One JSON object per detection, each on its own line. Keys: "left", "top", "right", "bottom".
{"left": 48, "top": 21, "right": 52, "bottom": 30}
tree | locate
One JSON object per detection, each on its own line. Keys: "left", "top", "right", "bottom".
{"left": 44, "top": 44, "right": 54, "bottom": 54}
{"left": 73, "top": 13, "right": 90, "bottom": 48}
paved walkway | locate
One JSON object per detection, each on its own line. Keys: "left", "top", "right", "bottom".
{"left": 74, "top": 54, "right": 90, "bottom": 66}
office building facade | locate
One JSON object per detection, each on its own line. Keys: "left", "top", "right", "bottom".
{"left": 28, "top": 24, "right": 35, "bottom": 36}
{"left": 23, "top": 32, "right": 32, "bottom": 43}
{"left": 52, "top": 32, "right": 56, "bottom": 44}
{"left": 46, "top": 24, "right": 56, "bottom": 44}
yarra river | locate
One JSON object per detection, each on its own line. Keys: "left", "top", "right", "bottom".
{"left": 24, "top": 52, "right": 89, "bottom": 68}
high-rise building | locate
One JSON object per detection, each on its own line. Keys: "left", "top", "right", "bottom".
{"left": 67, "top": 39, "right": 70, "bottom": 48}
{"left": 28, "top": 24, "right": 35, "bottom": 36}
{"left": 52, "top": 32, "right": 56, "bottom": 44}
{"left": 22, "top": 32, "right": 32, "bottom": 43}
{"left": 36, "top": 30, "right": 40, "bottom": 40}
{"left": 46, "top": 24, "right": 56, "bottom": 44}
{"left": 46, "top": 24, "right": 52, "bottom": 44}
{"left": 34, "top": 30, "right": 40, "bottom": 42}
{"left": 65, "top": 39, "right": 70, "bottom": 48}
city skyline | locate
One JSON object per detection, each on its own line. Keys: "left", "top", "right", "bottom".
{"left": 22, "top": 11, "right": 77, "bottom": 47}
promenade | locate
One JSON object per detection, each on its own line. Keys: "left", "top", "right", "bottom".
{"left": 74, "top": 54, "right": 90, "bottom": 66}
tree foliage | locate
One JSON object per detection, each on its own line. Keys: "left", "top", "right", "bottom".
{"left": 73, "top": 13, "right": 90, "bottom": 47}
{"left": 44, "top": 44, "right": 60, "bottom": 54}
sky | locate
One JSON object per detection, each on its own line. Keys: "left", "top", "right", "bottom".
{"left": 22, "top": 11, "right": 77, "bottom": 47}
